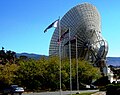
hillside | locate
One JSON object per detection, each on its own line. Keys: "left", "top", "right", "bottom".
{"left": 16, "top": 53, "right": 47, "bottom": 60}
{"left": 107, "top": 57, "right": 120, "bottom": 66}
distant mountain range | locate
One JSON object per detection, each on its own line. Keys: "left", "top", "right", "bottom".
{"left": 107, "top": 57, "right": 120, "bottom": 66}
{"left": 16, "top": 53, "right": 120, "bottom": 66}
{"left": 16, "top": 53, "right": 47, "bottom": 60}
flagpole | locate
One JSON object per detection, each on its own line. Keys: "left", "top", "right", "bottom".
{"left": 58, "top": 17, "right": 62, "bottom": 95}
{"left": 44, "top": 18, "right": 62, "bottom": 94}
{"left": 76, "top": 35, "right": 79, "bottom": 91}
{"left": 69, "top": 28, "right": 72, "bottom": 95}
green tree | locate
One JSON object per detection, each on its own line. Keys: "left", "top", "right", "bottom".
{"left": 6, "top": 55, "right": 101, "bottom": 91}
{"left": 0, "top": 47, "right": 6, "bottom": 65}
{"left": 60, "top": 58, "right": 101, "bottom": 90}
{"left": 0, "top": 64, "right": 18, "bottom": 89}
{"left": 41, "top": 56, "right": 60, "bottom": 91}
{"left": 15, "top": 59, "right": 42, "bottom": 91}
{"left": 77, "top": 60, "right": 101, "bottom": 84}
{"left": 0, "top": 47, "right": 16, "bottom": 65}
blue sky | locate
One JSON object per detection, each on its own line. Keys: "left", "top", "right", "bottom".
{"left": 0, "top": 0, "right": 120, "bottom": 57}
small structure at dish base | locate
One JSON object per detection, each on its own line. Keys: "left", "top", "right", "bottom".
{"left": 49, "top": 3, "right": 108, "bottom": 75}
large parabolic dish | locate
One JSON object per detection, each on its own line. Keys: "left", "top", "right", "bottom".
{"left": 49, "top": 3, "right": 108, "bottom": 67}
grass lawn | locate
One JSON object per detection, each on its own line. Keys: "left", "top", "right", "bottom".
{"left": 71, "top": 92, "right": 96, "bottom": 95}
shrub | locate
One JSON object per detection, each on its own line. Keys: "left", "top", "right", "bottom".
{"left": 106, "top": 84, "right": 120, "bottom": 95}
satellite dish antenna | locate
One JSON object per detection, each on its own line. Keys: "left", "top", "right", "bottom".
{"left": 49, "top": 3, "right": 108, "bottom": 74}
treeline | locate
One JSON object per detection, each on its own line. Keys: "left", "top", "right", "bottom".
{"left": 0, "top": 48, "right": 101, "bottom": 91}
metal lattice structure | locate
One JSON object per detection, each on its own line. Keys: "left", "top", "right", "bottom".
{"left": 49, "top": 3, "right": 108, "bottom": 67}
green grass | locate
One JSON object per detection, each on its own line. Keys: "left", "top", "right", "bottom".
{"left": 71, "top": 92, "right": 96, "bottom": 95}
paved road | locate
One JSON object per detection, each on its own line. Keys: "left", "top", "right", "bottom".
{"left": 22, "top": 90, "right": 99, "bottom": 95}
